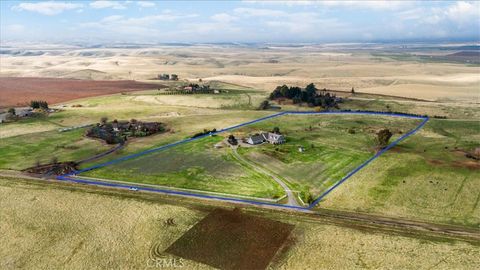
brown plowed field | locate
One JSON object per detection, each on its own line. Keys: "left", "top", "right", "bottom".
{"left": 166, "top": 208, "right": 294, "bottom": 270}
{"left": 0, "top": 77, "right": 164, "bottom": 108}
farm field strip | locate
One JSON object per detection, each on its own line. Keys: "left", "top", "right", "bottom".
{"left": 74, "top": 174, "right": 286, "bottom": 203}
{"left": 59, "top": 111, "right": 428, "bottom": 211}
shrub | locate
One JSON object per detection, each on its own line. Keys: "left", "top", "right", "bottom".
{"left": 258, "top": 100, "right": 270, "bottom": 110}
{"left": 376, "top": 129, "right": 393, "bottom": 148}
{"left": 30, "top": 100, "right": 48, "bottom": 109}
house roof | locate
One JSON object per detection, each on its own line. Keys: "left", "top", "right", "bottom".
{"left": 268, "top": 133, "right": 284, "bottom": 140}
{"left": 249, "top": 134, "right": 265, "bottom": 144}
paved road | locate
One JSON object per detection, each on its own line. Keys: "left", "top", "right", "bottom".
{"left": 231, "top": 146, "right": 301, "bottom": 207}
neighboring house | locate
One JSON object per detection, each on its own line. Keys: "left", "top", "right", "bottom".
{"left": 245, "top": 132, "right": 286, "bottom": 145}
{"left": 158, "top": 74, "right": 170, "bottom": 80}
{"left": 17, "top": 109, "right": 33, "bottom": 117}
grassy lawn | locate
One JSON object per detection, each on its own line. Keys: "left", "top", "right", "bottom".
{"left": 234, "top": 114, "right": 422, "bottom": 202}
{"left": 82, "top": 113, "right": 421, "bottom": 203}
{"left": 320, "top": 119, "right": 480, "bottom": 227}
{"left": 82, "top": 136, "right": 285, "bottom": 199}
{"left": 0, "top": 128, "right": 111, "bottom": 170}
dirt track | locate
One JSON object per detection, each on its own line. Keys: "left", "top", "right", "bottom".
{"left": 0, "top": 77, "right": 164, "bottom": 108}
{"left": 231, "top": 146, "right": 300, "bottom": 207}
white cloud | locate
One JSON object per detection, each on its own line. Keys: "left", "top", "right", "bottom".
{"left": 137, "top": 1, "right": 155, "bottom": 8}
{"left": 243, "top": 0, "right": 315, "bottom": 6}
{"left": 79, "top": 12, "right": 198, "bottom": 36}
{"left": 396, "top": 1, "right": 480, "bottom": 28}
{"left": 12, "top": 1, "right": 83, "bottom": 15}
{"left": 102, "top": 15, "right": 124, "bottom": 22}
{"left": 234, "top": 7, "right": 286, "bottom": 17}
{"left": 266, "top": 15, "right": 345, "bottom": 34}
{"left": 90, "top": 1, "right": 127, "bottom": 10}
{"left": 446, "top": 1, "right": 480, "bottom": 25}
{"left": 320, "top": 1, "right": 410, "bottom": 10}
{"left": 244, "top": 0, "right": 411, "bottom": 10}
{"left": 211, "top": 13, "right": 238, "bottom": 23}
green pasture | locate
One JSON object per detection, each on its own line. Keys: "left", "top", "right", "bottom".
{"left": 0, "top": 128, "right": 111, "bottom": 170}
{"left": 83, "top": 136, "right": 285, "bottom": 199}
{"left": 81, "top": 113, "right": 421, "bottom": 203}
{"left": 321, "top": 119, "right": 480, "bottom": 227}
{"left": 233, "top": 114, "right": 422, "bottom": 201}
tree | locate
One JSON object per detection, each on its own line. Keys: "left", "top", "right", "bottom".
{"left": 376, "top": 129, "right": 393, "bottom": 148}
{"left": 304, "top": 191, "right": 314, "bottom": 204}
{"left": 272, "top": 127, "right": 280, "bottom": 134}
{"left": 40, "top": 101, "right": 49, "bottom": 109}
{"left": 7, "top": 108, "right": 15, "bottom": 115}
{"left": 30, "top": 100, "right": 48, "bottom": 109}
{"left": 269, "top": 83, "right": 340, "bottom": 108}
{"left": 306, "top": 83, "right": 317, "bottom": 96}
{"left": 228, "top": 135, "right": 238, "bottom": 145}
{"left": 258, "top": 100, "right": 270, "bottom": 110}
{"left": 351, "top": 87, "right": 355, "bottom": 94}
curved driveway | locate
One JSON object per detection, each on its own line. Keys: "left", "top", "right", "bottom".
{"left": 231, "top": 147, "right": 300, "bottom": 207}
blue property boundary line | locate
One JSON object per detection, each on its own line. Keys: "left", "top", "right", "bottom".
{"left": 57, "top": 111, "right": 429, "bottom": 211}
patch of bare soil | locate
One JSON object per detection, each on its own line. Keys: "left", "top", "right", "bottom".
{"left": 24, "top": 162, "right": 77, "bottom": 175}
{"left": 0, "top": 77, "right": 165, "bottom": 108}
{"left": 165, "top": 208, "right": 294, "bottom": 270}
{"left": 453, "top": 160, "right": 480, "bottom": 170}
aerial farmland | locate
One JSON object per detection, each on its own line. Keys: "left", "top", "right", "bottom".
{"left": 1, "top": 1, "right": 479, "bottom": 269}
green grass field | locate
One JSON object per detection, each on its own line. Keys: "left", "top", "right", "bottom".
{"left": 81, "top": 113, "right": 421, "bottom": 202}
{"left": 234, "top": 114, "right": 422, "bottom": 202}
{"left": 321, "top": 119, "right": 480, "bottom": 227}
{"left": 0, "top": 128, "right": 111, "bottom": 170}
{"left": 0, "top": 91, "right": 272, "bottom": 171}
{"left": 83, "top": 136, "right": 285, "bottom": 199}
{"left": 1, "top": 81, "right": 478, "bottom": 227}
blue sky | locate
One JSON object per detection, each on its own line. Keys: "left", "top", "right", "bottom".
{"left": 1, "top": 1, "right": 479, "bottom": 44}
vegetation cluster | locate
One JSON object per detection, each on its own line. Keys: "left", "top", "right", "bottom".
{"left": 192, "top": 128, "right": 217, "bottom": 138}
{"left": 87, "top": 118, "right": 165, "bottom": 144}
{"left": 30, "top": 100, "right": 49, "bottom": 110}
{"left": 269, "top": 83, "right": 341, "bottom": 108}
